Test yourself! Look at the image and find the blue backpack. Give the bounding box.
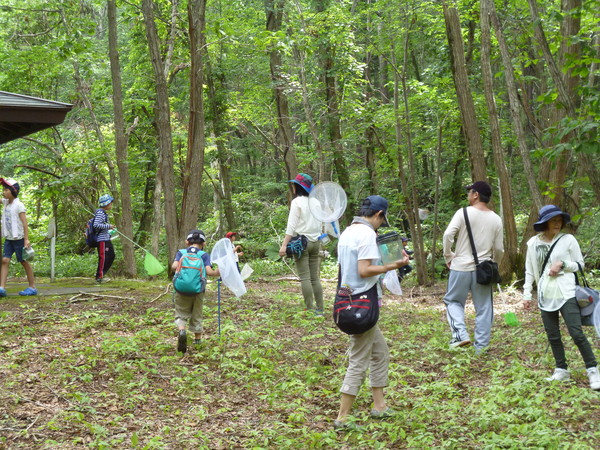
[85,217,98,248]
[173,249,207,295]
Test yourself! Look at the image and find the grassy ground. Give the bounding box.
[0,274,599,449]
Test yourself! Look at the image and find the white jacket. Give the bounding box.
[523,232,584,311]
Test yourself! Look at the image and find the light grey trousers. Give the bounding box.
[443,270,494,350]
[340,325,390,396]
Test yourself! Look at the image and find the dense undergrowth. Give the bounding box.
[0,273,598,449]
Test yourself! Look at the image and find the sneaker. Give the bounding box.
[315,310,324,317]
[587,367,600,391]
[545,368,570,381]
[0,287,6,297]
[19,287,38,296]
[449,339,471,349]
[370,407,396,419]
[177,330,187,354]
[96,277,111,284]
[193,339,202,346]
[333,419,362,432]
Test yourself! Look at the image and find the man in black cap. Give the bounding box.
[442,181,504,352]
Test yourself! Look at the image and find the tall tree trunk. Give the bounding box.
[324,54,351,197]
[141,0,179,260]
[488,3,543,210]
[399,30,428,285]
[527,0,580,204]
[480,0,517,281]
[442,4,487,182]
[107,0,136,278]
[316,0,351,218]
[265,0,297,189]
[205,56,235,231]
[180,0,207,236]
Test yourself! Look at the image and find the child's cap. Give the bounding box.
[99,194,114,207]
[0,178,20,197]
[225,231,237,239]
[187,229,206,243]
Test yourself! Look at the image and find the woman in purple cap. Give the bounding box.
[278,173,324,315]
[523,205,599,391]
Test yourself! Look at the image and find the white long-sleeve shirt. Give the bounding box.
[523,232,584,311]
[443,206,504,271]
[284,196,322,242]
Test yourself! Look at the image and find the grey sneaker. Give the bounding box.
[545,368,570,381]
[449,339,471,349]
[587,367,600,391]
[370,407,396,419]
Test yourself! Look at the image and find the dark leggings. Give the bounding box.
[96,240,115,280]
[541,297,597,369]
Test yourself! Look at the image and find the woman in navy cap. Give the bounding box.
[523,205,599,391]
[278,173,324,315]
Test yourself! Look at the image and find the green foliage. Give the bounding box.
[0,277,599,447]
[0,0,599,290]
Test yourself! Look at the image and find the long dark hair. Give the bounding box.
[293,183,309,197]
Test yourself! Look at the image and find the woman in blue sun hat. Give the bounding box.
[278,173,324,315]
[94,194,116,283]
[523,204,599,391]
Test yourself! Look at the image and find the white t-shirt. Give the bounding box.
[443,206,504,271]
[285,196,322,242]
[337,223,381,294]
[2,198,26,240]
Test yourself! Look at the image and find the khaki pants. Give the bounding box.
[294,240,323,311]
[340,325,390,396]
[174,291,205,333]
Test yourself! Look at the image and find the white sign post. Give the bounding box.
[47,217,56,282]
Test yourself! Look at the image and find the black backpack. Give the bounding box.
[85,217,98,248]
[333,267,380,335]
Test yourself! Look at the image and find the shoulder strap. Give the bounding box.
[463,207,479,265]
[574,261,588,287]
[539,234,565,278]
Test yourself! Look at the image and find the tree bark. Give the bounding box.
[489,2,543,210]
[265,0,298,190]
[107,0,136,278]
[206,55,235,231]
[480,0,518,281]
[442,4,487,182]
[527,0,580,204]
[180,0,207,236]
[141,0,179,260]
[399,29,428,285]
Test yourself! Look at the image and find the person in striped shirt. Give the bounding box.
[94,194,116,283]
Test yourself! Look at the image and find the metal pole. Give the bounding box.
[217,279,221,337]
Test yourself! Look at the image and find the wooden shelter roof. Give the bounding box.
[0,91,73,144]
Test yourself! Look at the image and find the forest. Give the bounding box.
[0,0,599,283]
[1,0,599,448]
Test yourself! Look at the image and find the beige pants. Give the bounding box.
[340,324,390,396]
[174,291,205,333]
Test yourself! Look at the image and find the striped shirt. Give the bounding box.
[92,208,112,242]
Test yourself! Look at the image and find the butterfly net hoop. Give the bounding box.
[308,181,347,223]
[211,238,246,297]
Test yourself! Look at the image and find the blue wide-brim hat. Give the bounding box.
[99,194,114,207]
[533,205,571,232]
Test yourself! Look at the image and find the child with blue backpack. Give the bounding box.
[171,230,220,354]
